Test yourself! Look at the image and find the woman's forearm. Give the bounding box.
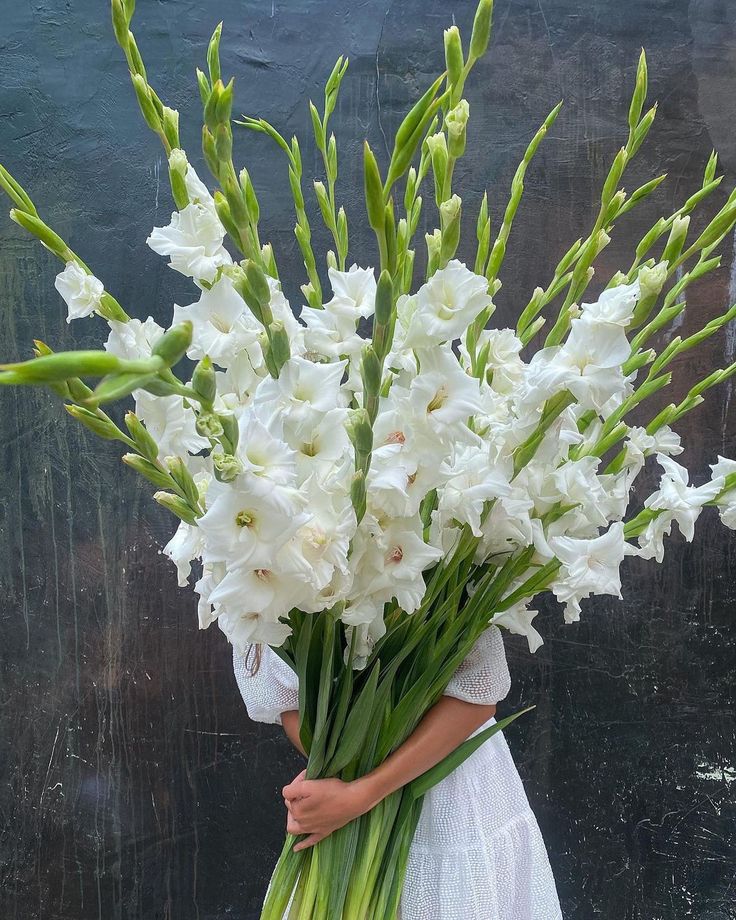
[281,695,496,850]
[281,709,306,756]
[354,696,496,810]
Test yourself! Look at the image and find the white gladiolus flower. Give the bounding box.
[324,264,376,332]
[407,346,484,440]
[105,316,165,359]
[55,261,104,322]
[492,602,544,653]
[254,356,348,442]
[643,454,722,542]
[350,514,442,613]
[400,260,492,347]
[163,521,204,586]
[134,391,208,458]
[437,444,512,537]
[580,279,640,326]
[549,521,628,621]
[218,607,292,652]
[236,411,298,486]
[208,560,307,622]
[147,202,232,282]
[472,328,525,394]
[173,275,262,368]
[198,476,309,568]
[194,562,227,630]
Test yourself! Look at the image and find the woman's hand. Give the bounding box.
[282,769,376,852]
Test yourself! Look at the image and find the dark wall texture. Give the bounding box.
[1,1,735,918]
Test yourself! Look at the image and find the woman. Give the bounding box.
[234,625,562,919]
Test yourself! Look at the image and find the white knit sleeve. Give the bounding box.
[233,644,300,726]
[443,625,511,705]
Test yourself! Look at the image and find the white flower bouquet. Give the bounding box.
[2,0,736,916]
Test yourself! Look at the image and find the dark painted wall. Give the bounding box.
[1,1,735,918]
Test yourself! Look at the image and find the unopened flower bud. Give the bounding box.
[212,451,242,482]
[196,412,225,439]
[444,26,464,86]
[446,100,469,158]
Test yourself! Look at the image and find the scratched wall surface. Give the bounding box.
[0,0,734,918]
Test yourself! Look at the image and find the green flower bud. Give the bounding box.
[327,133,338,180]
[288,166,305,210]
[196,412,225,439]
[363,141,385,231]
[629,103,657,157]
[268,321,291,371]
[88,370,158,405]
[628,49,648,132]
[154,491,199,525]
[131,73,161,132]
[168,151,189,210]
[345,407,373,459]
[662,215,689,264]
[425,228,442,277]
[10,210,70,259]
[262,243,279,280]
[309,100,325,149]
[151,321,193,366]
[222,174,248,227]
[361,344,382,395]
[439,194,462,264]
[240,168,260,224]
[336,206,348,260]
[124,411,159,461]
[244,259,272,308]
[65,404,125,440]
[427,133,448,194]
[207,21,223,85]
[111,0,131,47]
[326,249,338,270]
[216,77,234,124]
[191,356,217,405]
[350,469,367,524]
[0,350,123,383]
[212,451,242,482]
[196,67,211,106]
[214,122,233,166]
[314,180,332,225]
[470,0,494,61]
[601,147,627,208]
[631,260,668,327]
[639,261,668,300]
[0,164,37,216]
[122,453,172,489]
[166,456,200,508]
[385,74,446,191]
[161,106,180,150]
[201,126,219,178]
[444,26,464,86]
[372,270,395,359]
[214,191,241,245]
[446,100,470,158]
[215,413,238,454]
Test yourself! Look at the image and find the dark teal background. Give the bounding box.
[1,1,735,917]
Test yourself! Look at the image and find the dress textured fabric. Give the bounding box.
[233,626,563,920]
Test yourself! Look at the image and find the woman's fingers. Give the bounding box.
[282,769,309,802]
[286,814,304,835]
[293,832,326,852]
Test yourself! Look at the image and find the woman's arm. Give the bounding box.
[281,709,306,757]
[281,695,496,851]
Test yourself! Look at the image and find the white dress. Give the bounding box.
[233,626,563,920]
